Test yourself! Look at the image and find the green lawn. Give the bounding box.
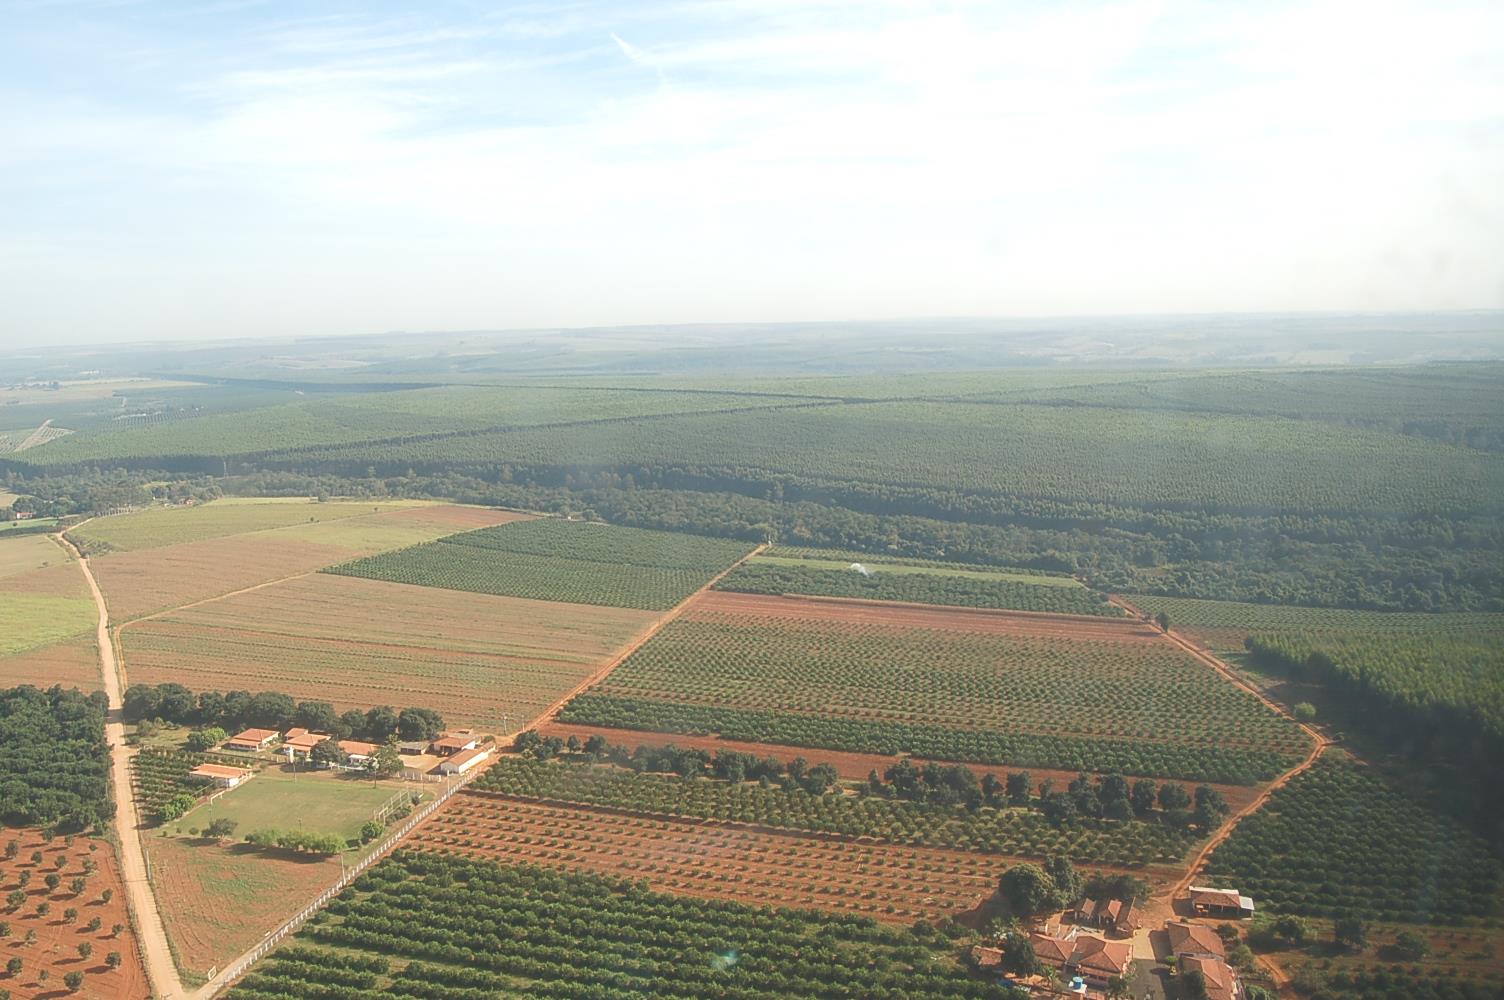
[71,498,432,552]
[0,517,59,534]
[166,768,427,844]
[0,592,97,655]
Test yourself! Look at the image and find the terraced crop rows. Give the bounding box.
[328,519,754,611]
[1203,756,1503,926]
[572,594,1307,780]
[473,758,1196,866]
[228,853,1003,1000]
[413,793,1009,924]
[717,560,1121,615]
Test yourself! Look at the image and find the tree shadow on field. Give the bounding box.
[223,842,337,865]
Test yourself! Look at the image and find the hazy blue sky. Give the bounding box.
[4,0,1502,344]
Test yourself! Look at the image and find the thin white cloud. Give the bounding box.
[2,0,1501,343]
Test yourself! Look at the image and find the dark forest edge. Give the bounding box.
[2,466,1496,613]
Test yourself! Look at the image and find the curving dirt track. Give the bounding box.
[1113,594,1331,989]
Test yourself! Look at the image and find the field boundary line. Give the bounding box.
[740,591,1136,626]
[196,541,766,995]
[520,542,770,735]
[1112,593,1332,985]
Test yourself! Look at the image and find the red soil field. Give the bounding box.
[0,829,148,1000]
[689,591,1163,641]
[536,722,1262,815]
[0,636,101,692]
[0,562,89,599]
[141,836,342,980]
[414,792,1164,926]
[124,574,655,731]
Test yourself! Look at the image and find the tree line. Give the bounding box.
[516,730,1228,831]
[123,683,445,744]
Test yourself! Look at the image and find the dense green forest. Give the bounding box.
[3,366,1501,612]
[0,686,111,831]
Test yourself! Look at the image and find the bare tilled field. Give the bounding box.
[123,573,655,730]
[87,504,527,622]
[413,791,1024,924]
[0,829,148,1000]
[0,635,101,691]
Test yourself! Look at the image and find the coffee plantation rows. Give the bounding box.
[226,851,1014,1000]
[442,518,754,570]
[471,758,1196,866]
[560,694,1292,785]
[716,560,1121,616]
[1203,756,1503,926]
[24,385,806,466]
[238,399,1503,516]
[327,519,753,610]
[577,606,1308,769]
[1299,963,1504,1000]
[1128,595,1504,645]
[130,747,247,820]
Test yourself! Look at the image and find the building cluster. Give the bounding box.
[970,885,1253,999]
[215,726,493,776]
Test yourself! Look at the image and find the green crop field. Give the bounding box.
[562,597,1308,783]
[21,385,814,466]
[717,557,1120,615]
[1203,756,1502,925]
[243,400,1503,516]
[226,853,1009,1000]
[471,758,1197,866]
[70,498,429,553]
[1128,594,1504,648]
[0,592,97,656]
[327,518,755,610]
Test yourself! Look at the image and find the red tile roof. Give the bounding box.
[1167,921,1226,959]
[1072,934,1133,976]
[970,945,1004,968]
[226,728,277,746]
[283,729,328,751]
[338,740,379,757]
[1180,955,1238,1000]
[1029,932,1075,965]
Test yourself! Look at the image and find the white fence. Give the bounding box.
[208,773,469,995]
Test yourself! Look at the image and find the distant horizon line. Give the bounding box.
[16,306,1504,355]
